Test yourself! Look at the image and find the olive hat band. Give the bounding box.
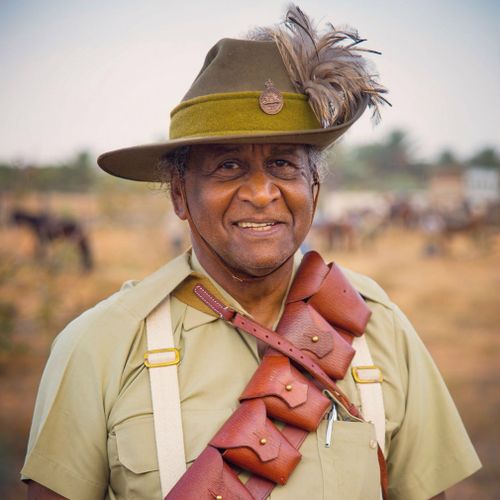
[169,91,321,139]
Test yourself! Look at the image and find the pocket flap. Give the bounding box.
[115,416,158,474]
[277,302,335,358]
[239,354,308,408]
[210,400,281,462]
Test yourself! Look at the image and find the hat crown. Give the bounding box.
[183,38,297,101]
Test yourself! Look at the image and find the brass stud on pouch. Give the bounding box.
[216,496,223,500]
[285,384,293,391]
[260,437,267,445]
[312,335,319,343]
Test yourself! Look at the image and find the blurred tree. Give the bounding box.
[467,147,500,168]
[0,164,21,192]
[437,150,459,166]
[0,151,97,193]
[325,129,424,190]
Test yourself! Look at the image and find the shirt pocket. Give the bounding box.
[109,415,161,500]
[322,420,381,500]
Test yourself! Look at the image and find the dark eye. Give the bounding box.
[220,161,239,170]
[274,159,290,167]
[213,160,244,179]
[267,159,300,180]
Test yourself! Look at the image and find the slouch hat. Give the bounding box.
[98,5,387,181]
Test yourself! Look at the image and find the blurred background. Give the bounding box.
[1,0,499,498]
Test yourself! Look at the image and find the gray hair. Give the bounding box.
[156,145,327,187]
[155,146,190,187]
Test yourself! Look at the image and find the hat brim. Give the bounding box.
[97,96,368,182]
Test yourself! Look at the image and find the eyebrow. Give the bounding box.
[209,145,243,156]
[268,145,304,156]
[205,144,305,159]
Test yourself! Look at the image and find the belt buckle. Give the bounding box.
[144,347,180,368]
[351,365,383,384]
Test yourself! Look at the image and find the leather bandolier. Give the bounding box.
[166,251,388,500]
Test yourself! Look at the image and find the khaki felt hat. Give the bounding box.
[98,8,385,182]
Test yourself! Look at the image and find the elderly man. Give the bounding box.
[22,6,480,500]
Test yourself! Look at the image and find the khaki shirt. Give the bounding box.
[22,251,480,499]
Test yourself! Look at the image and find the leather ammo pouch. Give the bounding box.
[239,353,331,431]
[210,399,301,485]
[287,252,371,337]
[277,301,355,379]
[166,446,253,500]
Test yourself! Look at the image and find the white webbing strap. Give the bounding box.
[145,296,186,497]
[351,335,386,453]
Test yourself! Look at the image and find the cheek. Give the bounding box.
[186,181,233,224]
[288,185,315,225]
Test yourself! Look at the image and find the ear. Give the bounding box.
[170,170,188,220]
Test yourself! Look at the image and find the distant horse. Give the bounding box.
[313,220,357,252]
[420,203,490,256]
[10,210,93,271]
[388,199,420,229]
[441,212,489,250]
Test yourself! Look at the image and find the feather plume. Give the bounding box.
[249,4,389,127]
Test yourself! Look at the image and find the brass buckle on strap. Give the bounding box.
[144,348,180,368]
[351,365,383,384]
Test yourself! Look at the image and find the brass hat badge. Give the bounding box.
[259,79,284,115]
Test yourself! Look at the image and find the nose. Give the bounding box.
[236,168,281,207]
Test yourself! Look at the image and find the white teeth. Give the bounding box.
[237,221,276,231]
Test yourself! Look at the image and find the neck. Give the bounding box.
[192,239,294,329]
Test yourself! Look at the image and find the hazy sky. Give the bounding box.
[1,0,499,165]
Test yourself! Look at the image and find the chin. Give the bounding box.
[230,253,293,277]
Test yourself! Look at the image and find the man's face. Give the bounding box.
[171,143,316,276]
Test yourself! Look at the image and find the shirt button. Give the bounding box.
[369,439,377,449]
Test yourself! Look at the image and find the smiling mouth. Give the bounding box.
[236,221,279,232]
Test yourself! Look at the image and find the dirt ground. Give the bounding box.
[0,191,498,499]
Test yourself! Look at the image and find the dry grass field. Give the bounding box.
[0,190,498,499]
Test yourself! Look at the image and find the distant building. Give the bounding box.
[428,166,499,210]
[464,166,499,206]
[428,168,465,210]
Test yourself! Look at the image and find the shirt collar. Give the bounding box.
[179,249,304,363]
[190,250,252,317]
[183,248,303,331]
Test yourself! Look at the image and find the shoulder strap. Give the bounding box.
[145,296,186,497]
[351,335,386,453]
